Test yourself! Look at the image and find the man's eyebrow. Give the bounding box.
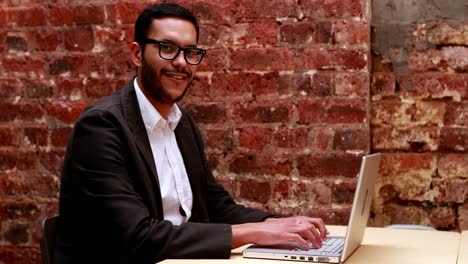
[159,39,198,48]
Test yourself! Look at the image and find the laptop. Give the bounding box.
[243,153,382,263]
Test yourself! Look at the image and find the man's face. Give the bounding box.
[140,17,198,105]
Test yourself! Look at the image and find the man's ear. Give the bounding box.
[130,42,142,67]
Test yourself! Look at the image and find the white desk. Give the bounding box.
[458,230,468,264]
[160,225,461,264]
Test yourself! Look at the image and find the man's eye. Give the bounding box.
[161,44,176,53]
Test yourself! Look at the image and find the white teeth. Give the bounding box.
[166,73,186,80]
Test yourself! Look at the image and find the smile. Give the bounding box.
[164,72,188,81]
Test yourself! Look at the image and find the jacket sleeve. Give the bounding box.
[59,108,234,264]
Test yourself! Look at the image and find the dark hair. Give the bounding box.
[134,3,200,45]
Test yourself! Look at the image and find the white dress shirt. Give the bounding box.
[133,78,193,225]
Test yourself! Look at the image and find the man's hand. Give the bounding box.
[231,216,328,249]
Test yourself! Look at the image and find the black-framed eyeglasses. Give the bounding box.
[142,38,206,65]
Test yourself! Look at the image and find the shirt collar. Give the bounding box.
[133,78,182,131]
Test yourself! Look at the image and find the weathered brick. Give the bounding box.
[433,178,468,203]
[104,51,134,76]
[373,127,439,152]
[335,72,369,97]
[398,73,467,102]
[23,78,53,99]
[185,103,227,124]
[210,72,249,97]
[39,150,65,175]
[334,21,368,45]
[50,5,105,26]
[372,100,446,127]
[0,199,40,220]
[438,154,468,179]
[0,101,44,122]
[231,48,295,71]
[2,55,45,73]
[332,181,357,204]
[246,72,279,96]
[193,0,234,23]
[311,73,335,96]
[107,2,148,25]
[298,98,367,124]
[381,203,430,226]
[301,0,363,18]
[278,73,312,96]
[408,47,468,72]
[333,128,369,151]
[0,246,41,264]
[239,179,271,203]
[48,54,104,76]
[413,21,468,46]
[280,20,315,45]
[439,127,468,152]
[371,73,396,98]
[239,0,297,19]
[0,172,59,197]
[445,101,468,126]
[204,129,234,152]
[313,127,333,151]
[298,48,367,71]
[95,27,130,52]
[6,32,29,51]
[429,206,456,229]
[6,6,47,27]
[54,77,86,101]
[297,154,362,178]
[251,20,278,46]
[233,101,291,123]
[229,153,293,175]
[238,127,272,150]
[85,78,114,99]
[23,125,48,147]
[186,75,210,99]
[46,101,89,124]
[275,126,308,148]
[33,30,62,52]
[459,202,468,230]
[315,21,333,44]
[197,48,229,71]
[4,223,29,245]
[379,153,435,177]
[302,207,351,225]
[64,27,94,52]
[311,182,332,205]
[51,127,73,147]
[0,78,23,98]
[0,147,37,170]
[0,124,22,146]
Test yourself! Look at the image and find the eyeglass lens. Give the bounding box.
[159,42,203,64]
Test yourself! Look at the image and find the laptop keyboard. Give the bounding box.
[297,237,344,254]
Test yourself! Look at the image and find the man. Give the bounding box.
[55,3,327,264]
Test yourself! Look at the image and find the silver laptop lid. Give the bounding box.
[340,153,381,261]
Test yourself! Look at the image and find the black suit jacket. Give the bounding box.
[55,80,273,264]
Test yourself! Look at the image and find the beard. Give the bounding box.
[140,57,192,105]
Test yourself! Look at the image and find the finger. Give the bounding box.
[287,233,310,249]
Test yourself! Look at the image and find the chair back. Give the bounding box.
[40,216,59,264]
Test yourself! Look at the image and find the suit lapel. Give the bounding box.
[120,80,163,218]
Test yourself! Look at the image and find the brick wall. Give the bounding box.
[0,0,465,263]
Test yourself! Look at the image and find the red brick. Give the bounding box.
[372,100,445,127]
[0,246,41,264]
[64,27,94,52]
[229,153,293,175]
[238,127,272,150]
[0,78,24,98]
[333,128,369,151]
[46,101,89,124]
[433,178,468,203]
[0,101,45,122]
[185,103,226,124]
[186,75,210,99]
[197,48,229,71]
[333,21,368,45]
[95,27,130,51]
[199,24,222,46]
[6,6,47,27]
[298,98,367,124]
[239,0,297,19]
[303,207,351,225]
[373,127,439,152]
[231,48,295,71]
[0,172,58,197]
[445,101,468,126]
[54,77,86,100]
[6,32,29,51]
[239,179,271,203]
[233,101,291,123]
[210,73,249,97]
[399,73,467,101]
[107,2,148,25]
[379,153,435,177]
[280,20,315,45]
[439,127,468,152]
[413,21,468,46]
[50,5,105,26]
[332,181,357,204]
[51,127,73,147]
[0,124,21,146]
[301,0,363,18]
[23,126,48,147]
[39,150,66,175]
[85,78,114,99]
[311,182,332,204]
[408,47,468,72]
[297,154,362,178]
[251,20,279,46]
[49,54,104,76]
[246,72,279,96]
[2,55,44,73]
[313,127,333,151]
[0,199,40,220]
[33,30,62,51]
[381,203,429,226]
[275,126,308,148]
[193,0,234,23]
[315,21,333,44]
[335,72,369,97]
[371,73,396,97]
[298,48,367,71]
[278,73,312,95]
[429,206,456,229]
[104,51,134,76]
[23,78,53,98]
[204,129,234,152]
[0,147,37,170]
[311,73,335,96]
[438,154,468,179]
[459,203,468,230]
[214,176,237,197]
